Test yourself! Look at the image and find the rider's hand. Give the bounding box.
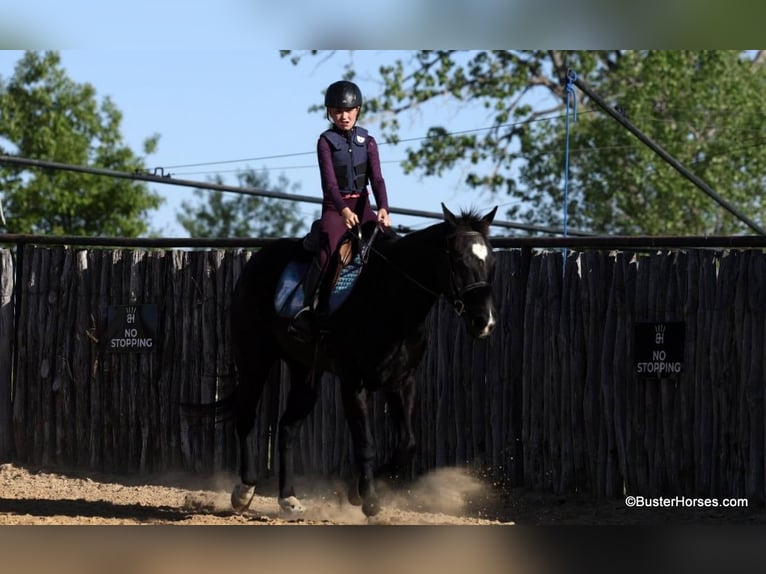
[377,208,391,228]
[341,207,359,229]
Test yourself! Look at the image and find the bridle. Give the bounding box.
[368,227,492,318]
[444,231,491,317]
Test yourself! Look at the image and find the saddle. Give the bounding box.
[274,221,381,319]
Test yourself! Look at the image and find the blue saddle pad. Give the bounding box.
[274,253,364,318]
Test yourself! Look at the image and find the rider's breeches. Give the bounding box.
[317,194,377,272]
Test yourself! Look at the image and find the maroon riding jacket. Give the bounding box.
[316,125,389,270]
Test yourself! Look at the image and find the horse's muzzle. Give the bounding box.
[470,307,496,339]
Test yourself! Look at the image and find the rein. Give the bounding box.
[369,245,440,299]
[370,229,490,317]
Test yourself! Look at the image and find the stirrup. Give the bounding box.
[288,306,315,341]
[293,306,312,320]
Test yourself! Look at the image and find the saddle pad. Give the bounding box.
[274,254,364,318]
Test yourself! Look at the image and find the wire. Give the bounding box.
[170,159,403,178]
[161,151,315,170]
[155,111,599,172]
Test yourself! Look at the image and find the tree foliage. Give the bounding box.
[284,50,766,235]
[177,169,307,238]
[0,50,162,236]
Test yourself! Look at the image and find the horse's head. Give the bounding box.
[440,203,498,339]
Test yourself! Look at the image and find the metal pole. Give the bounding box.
[573,76,766,236]
[0,154,595,237]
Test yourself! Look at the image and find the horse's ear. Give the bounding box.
[442,203,458,227]
[479,206,498,235]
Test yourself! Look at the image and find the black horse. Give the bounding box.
[224,203,497,517]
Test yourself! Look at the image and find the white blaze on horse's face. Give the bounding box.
[471,241,489,262]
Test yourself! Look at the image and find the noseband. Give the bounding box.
[445,231,491,317]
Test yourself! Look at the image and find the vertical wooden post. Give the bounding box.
[0,249,15,460]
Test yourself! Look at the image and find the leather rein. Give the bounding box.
[367,227,490,317]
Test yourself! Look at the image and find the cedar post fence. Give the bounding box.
[2,235,766,503]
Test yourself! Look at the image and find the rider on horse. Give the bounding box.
[290,80,392,337]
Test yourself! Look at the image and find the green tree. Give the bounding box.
[0,50,162,236]
[177,169,308,238]
[284,50,766,235]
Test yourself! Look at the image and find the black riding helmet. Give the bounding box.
[324,80,362,109]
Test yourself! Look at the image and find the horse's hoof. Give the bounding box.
[278,496,306,515]
[362,497,381,517]
[347,482,362,506]
[231,483,256,513]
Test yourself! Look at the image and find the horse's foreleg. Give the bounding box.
[230,348,273,512]
[276,363,317,515]
[378,372,417,485]
[341,382,380,517]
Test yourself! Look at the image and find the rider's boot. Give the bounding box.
[288,258,323,341]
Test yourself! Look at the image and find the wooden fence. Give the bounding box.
[1,244,766,502]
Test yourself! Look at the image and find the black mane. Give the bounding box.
[448,206,494,237]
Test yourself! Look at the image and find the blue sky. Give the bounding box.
[5,0,752,50]
[1,0,626,49]
[0,50,503,236]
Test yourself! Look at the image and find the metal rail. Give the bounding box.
[0,154,595,237]
[2,232,766,250]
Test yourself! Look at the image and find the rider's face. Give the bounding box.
[328,107,359,131]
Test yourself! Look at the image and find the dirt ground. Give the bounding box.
[4,463,764,574]
[1,462,764,525]
[0,463,506,525]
